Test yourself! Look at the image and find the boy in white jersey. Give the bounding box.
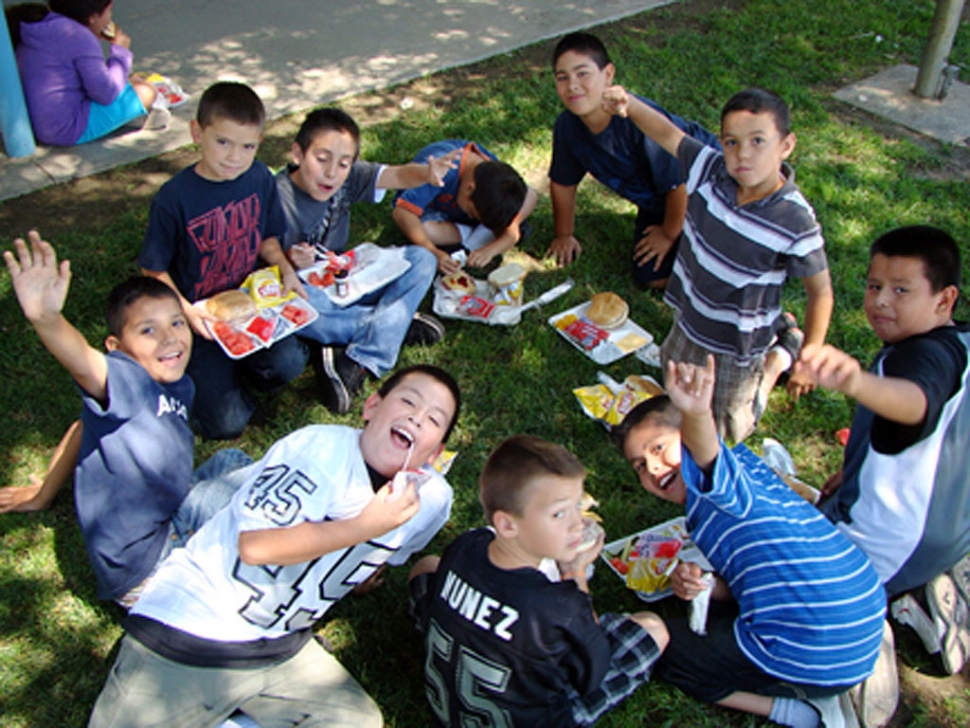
[88,364,461,728]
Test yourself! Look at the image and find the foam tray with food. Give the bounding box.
[298,243,411,307]
[548,302,654,364]
[200,297,317,360]
[433,274,523,326]
[601,516,711,603]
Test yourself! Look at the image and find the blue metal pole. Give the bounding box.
[0,9,36,158]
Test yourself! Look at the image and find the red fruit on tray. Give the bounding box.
[308,271,325,287]
[213,321,255,356]
[280,304,311,327]
[246,315,275,343]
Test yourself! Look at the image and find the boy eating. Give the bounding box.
[4,232,251,606]
[547,32,719,288]
[603,85,834,442]
[798,226,970,675]
[139,81,307,440]
[614,357,886,727]
[277,107,458,413]
[409,434,668,726]
[88,364,461,727]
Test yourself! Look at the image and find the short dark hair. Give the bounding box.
[196,82,265,129]
[105,277,182,338]
[612,395,682,452]
[869,225,962,292]
[48,0,110,25]
[294,107,361,156]
[377,365,461,443]
[480,435,586,524]
[470,162,527,234]
[552,31,611,70]
[720,87,791,137]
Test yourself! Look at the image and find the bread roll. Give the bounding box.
[206,290,256,323]
[586,292,629,329]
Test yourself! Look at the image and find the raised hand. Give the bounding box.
[4,231,71,325]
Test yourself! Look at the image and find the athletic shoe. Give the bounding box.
[891,592,941,654]
[949,552,970,605]
[808,692,859,728]
[142,106,171,131]
[318,347,367,414]
[926,572,970,674]
[771,312,805,374]
[404,312,445,347]
[850,620,898,728]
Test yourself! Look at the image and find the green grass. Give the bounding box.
[2,0,970,725]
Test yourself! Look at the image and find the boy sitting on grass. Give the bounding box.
[797,226,970,676]
[603,85,834,443]
[546,31,719,289]
[614,357,886,728]
[139,81,308,441]
[392,139,538,274]
[408,434,668,727]
[277,107,459,413]
[88,364,461,727]
[3,232,251,607]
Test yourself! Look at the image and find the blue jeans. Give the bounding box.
[298,245,436,375]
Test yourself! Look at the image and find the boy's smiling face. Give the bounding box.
[359,372,456,480]
[107,295,192,385]
[554,50,615,120]
[623,419,686,506]
[720,109,795,202]
[865,254,956,344]
[191,116,263,182]
[290,129,358,202]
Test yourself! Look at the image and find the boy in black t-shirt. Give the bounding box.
[409,435,667,726]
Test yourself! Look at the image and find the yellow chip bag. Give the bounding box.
[243,267,296,309]
[573,384,615,422]
[626,557,676,593]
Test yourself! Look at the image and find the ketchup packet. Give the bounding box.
[457,295,496,319]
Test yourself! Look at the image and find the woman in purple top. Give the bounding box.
[7,1,157,146]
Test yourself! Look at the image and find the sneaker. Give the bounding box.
[850,620,898,728]
[808,692,859,728]
[318,347,367,414]
[404,312,445,347]
[926,572,970,674]
[770,312,805,375]
[891,592,941,654]
[142,106,171,131]
[949,552,970,605]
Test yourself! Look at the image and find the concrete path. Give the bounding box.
[0,0,672,202]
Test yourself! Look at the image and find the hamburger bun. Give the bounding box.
[207,290,257,323]
[586,292,629,329]
[441,272,477,294]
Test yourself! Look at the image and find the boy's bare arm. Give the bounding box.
[547,180,581,266]
[391,206,459,274]
[466,186,539,269]
[5,233,108,399]
[238,480,421,566]
[666,356,719,470]
[0,420,82,513]
[376,149,461,190]
[788,269,835,398]
[796,343,928,425]
[140,268,214,340]
[635,184,687,270]
[603,86,686,158]
[259,236,307,300]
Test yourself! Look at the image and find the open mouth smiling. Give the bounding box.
[657,471,677,491]
[391,426,414,449]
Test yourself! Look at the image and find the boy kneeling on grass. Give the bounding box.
[409,434,668,727]
[614,357,886,728]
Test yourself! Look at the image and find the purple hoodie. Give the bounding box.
[15,12,133,145]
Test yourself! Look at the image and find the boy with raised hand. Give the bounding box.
[603,84,834,443]
[277,107,458,413]
[392,139,538,274]
[408,434,668,727]
[614,358,886,728]
[547,32,720,289]
[797,226,970,675]
[139,81,308,441]
[3,232,251,606]
[88,364,461,728]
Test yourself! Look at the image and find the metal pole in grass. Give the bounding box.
[914,0,967,100]
[0,8,35,158]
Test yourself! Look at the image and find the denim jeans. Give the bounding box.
[298,245,436,376]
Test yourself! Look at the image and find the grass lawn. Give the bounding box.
[2,0,970,725]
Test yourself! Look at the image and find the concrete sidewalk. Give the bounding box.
[0,0,672,202]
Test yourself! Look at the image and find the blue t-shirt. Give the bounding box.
[75,352,195,600]
[139,162,287,301]
[683,442,885,687]
[393,140,497,224]
[549,95,719,220]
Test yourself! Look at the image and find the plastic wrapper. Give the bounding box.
[242,266,296,309]
[689,572,716,635]
[573,374,663,428]
[624,533,682,593]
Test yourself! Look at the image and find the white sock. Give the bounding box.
[768,697,820,728]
